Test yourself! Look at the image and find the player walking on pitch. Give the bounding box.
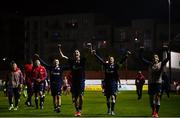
[139,45,170,118]
[35,54,69,113]
[91,48,131,116]
[58,44,86,116]
[32,60,47,110]
[6,61,24,111]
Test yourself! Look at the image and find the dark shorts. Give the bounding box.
[71,82,85,97]
[27,85,33,94]
[148,83,162,95]
[63,85,70,91]
[104,81,118,96]
[7,87,20,97]
[136,85,143,90]
[34,83,44,93]
[50,84,62,96]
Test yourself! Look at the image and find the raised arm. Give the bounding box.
[118,51,131,64]
[92,50,105,64]
[139,46,152,65]
[34,54,51,70]
[161,45,170,67]
[58,44,69,60]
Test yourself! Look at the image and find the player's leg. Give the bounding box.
[111,95,116,115]
[65,86,68,95]
[139,85,143,99]
[29,87,34,106]
[42,82,46,107]
[160,85,164,99]
[51,85,57,111]
[23,85,27,98]
[52,95,56,111]
[149,95,156,116]
[25,85,33,106]
[74,82,85,116]
[137,85,141,99]
[56,95,61,113]
[155,93,160,117]
[34,85,39,109]
[67,86,71,95]
[154,84,162,117]
[34,92,39,109]
[74,95,79,116]
[165,85,170,98]
[106,95,111,115]
[78,94,83,113]
[14,88,20,110]
[136,85,139,98]
[54,83,62,113]
[78,83,84,113]
[148,84,156,117]
[8,87,14,111]
[39,84,45,109]
[72,84,82,116]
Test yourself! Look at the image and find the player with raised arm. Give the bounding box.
[139,45,170,118]
[35,54,69,113]
[91,48,130,116]
[58,44,86,117]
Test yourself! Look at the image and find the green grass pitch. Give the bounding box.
[0,91,180,117]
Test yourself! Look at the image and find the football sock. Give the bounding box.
[35,97,38,108]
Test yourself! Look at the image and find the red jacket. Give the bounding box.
[135,73,145,86]
[32,65,46,84]
[24,64,33,86]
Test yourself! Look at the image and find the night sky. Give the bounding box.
[0,0,180,68]
[0,0,180,24]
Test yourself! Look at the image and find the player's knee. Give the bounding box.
[39,91,43,96]
[111,95,116,103]
[79,95,83,99]
[106,97,110,103]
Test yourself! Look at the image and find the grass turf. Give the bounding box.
[0,91,180,117]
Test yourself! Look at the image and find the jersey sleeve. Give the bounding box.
[161,50,170,67]
[19,70,24,85]
[139,49,152,65]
